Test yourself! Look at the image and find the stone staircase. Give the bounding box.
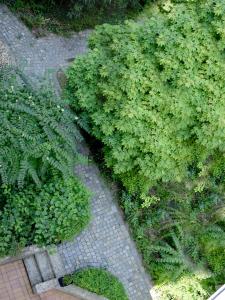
[23,248,66,294]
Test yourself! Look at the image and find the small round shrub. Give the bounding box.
[64,268,128,300]
[0,175,90,257]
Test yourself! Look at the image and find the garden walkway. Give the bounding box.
[0,5,152,300]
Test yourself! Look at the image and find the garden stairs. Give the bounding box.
[23,249,65,294]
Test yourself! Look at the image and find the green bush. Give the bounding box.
[0,175,90,257]
[65,0,144,18]
[10,0,145,15]
[0,68,81,188]
[121,186,225,299]
[2,0,148,35]
[67,0,225,194]
[64,268,128,300]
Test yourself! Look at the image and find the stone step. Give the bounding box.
[33,278,60,294]
[23,255,42,286]
[48,247,66,278]
[35,251,55,281]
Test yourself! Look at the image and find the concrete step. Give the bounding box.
[35,251,54,281]
[23,248,66,294]
[34,278,60,294]
[48,247,66,278]
[23,255,42,286]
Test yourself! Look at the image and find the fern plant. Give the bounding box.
[0,67,81,188]
[152,227,211,281]
[121,186,225,298]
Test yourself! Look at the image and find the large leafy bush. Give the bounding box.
[67,0,225,194]
[0,175,90,257]
[0,68,81,188]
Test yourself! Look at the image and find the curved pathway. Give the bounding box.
[0,5,152,299]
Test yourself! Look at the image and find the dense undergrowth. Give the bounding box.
[121,186,225,299]
[66,0,225,299]
[63,268,129,300]
[0,68,90,256]
[1,0,148,36]
[0,175,90,256]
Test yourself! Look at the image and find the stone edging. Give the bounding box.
[0,245,44,266]
[57,285,108,300]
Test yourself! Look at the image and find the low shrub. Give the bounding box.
[63,268,128,300]
[0,174,90,257]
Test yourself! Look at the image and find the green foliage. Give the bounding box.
[65,0,143,18]
[67,0,225,194]
[2,0,147,36]
[0,68,81,188]
[66,2,225,297]
[121,186,225,299]
[0,68,90,257]
[0,175,90,257]
[154,275,208,300]
[64,268,128,300]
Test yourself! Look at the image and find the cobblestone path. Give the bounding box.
[0,5,152,299]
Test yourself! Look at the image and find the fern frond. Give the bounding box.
[0,68,80,187]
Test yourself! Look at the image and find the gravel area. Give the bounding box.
[0,40,11,66]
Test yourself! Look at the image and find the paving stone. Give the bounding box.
[58,161,152,300]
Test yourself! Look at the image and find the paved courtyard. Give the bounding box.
[0,4,152,300]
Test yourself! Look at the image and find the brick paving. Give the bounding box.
[0,4,152,300]
[0,261,80,300]
[41,290,79,300]
[0,261,40,300]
